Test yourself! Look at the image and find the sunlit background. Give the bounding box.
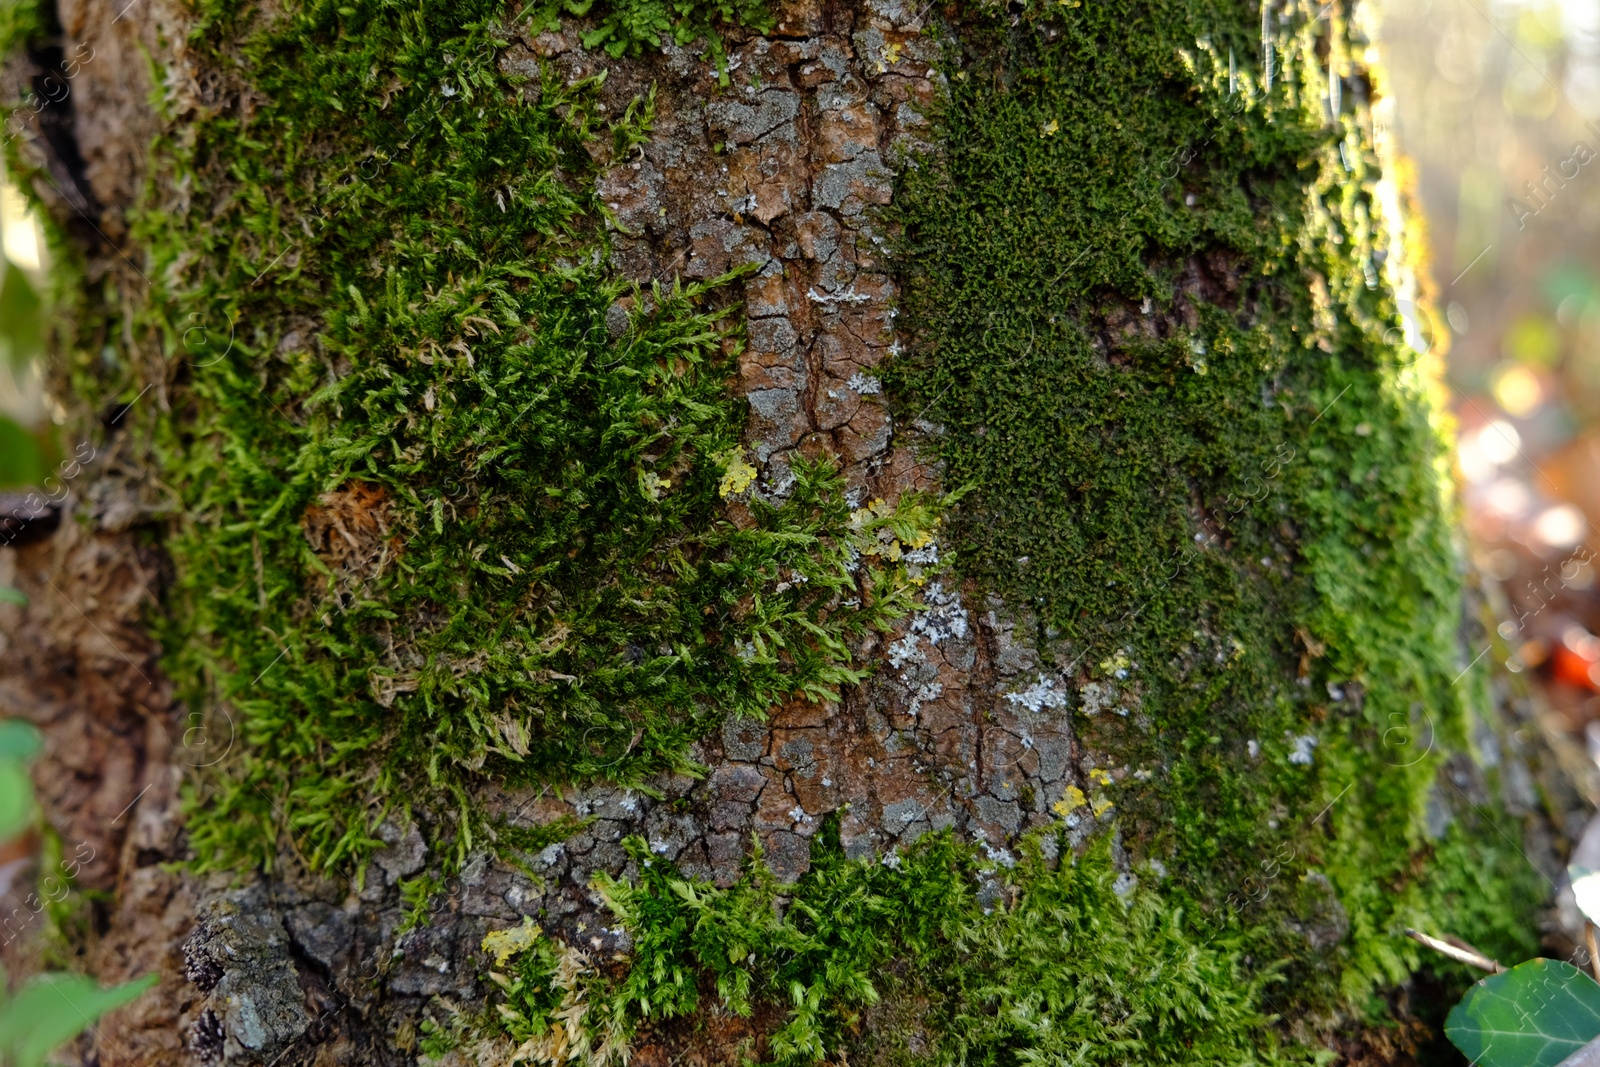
[1378,0,1600,757]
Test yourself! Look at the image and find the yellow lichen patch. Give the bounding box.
[1041,118,1059,136]
[483,918,541,968]
[1053,785,1087,817]
[1097,651,1131,676]
[1089,768,1113,786]
[849,497,895,528]
[716,449,757,498]
[848,496,942,574]
[1090,795,1115,818]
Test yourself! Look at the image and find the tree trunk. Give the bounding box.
[0,0,1586,1063]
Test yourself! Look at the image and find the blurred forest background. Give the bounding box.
[1379,0,1600,758]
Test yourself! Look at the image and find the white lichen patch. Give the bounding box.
[1005,673,1071,712]
[1078,680,1115,716]
[888,633,923,669]
[908,680,944,716]
[888,580,970,673]
[846,371,883,394]
[982,842,1017,867]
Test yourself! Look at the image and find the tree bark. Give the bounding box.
[0,0,1586,1063]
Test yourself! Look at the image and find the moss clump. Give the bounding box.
[520,0,771,74]
[433,0,1541,1047]
[467,823,1311,1066]
[883,0,1541,1045]
[28,0,944,874]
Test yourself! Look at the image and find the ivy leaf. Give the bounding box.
[0,720,40,761]
[0,972,156,1067]
[0,262,43,370]
[0,759,34,841]
[0,415,43,489]
[1447,959,1600,1067]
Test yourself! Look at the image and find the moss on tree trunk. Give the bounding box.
[0,0,1579,1062]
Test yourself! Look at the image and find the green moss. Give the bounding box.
[476,823,1317,1066]
[1,0,1550,1055]
[476,1,1542,1054]
[0,0,43,62]
[521,0,771,77]
[492,813,594,857]
[397,871,448,934]
[881,0,1541,1045]
[27,0,942,875]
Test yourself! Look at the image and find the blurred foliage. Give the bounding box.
[0,972,156,1067]
[0,719,38,841]
[0,0,39,65]
[1503,315,1560,365]
[0,260,45,488]
[0,720,154,1066]
[0,263,41,371]
[0,414,41,487]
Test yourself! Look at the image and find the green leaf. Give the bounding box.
[0,415,43,488]
[0,720,41,760]
[0,972,157,1067]
[1447,958,1600,1067]
[0,759,33,840]
[0,262,42,370]
[0,587,25,607]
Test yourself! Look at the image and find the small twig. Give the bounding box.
[1405,928,1504,973]
[1586,922,1600,983]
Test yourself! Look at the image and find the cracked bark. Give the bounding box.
[0,0,1587,1063]
[0,0,1101,1061]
